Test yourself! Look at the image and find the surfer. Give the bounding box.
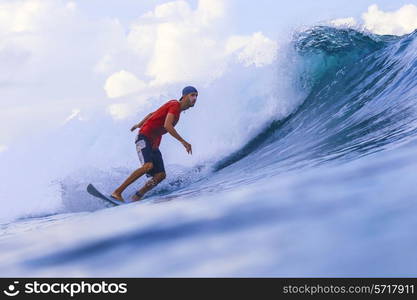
[111,86,198,202]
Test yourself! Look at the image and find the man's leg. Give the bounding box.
[111,162,153,201]
[131,172,166,202]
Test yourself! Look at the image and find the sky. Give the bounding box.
[73,0,416,36]
[1,0,417,158]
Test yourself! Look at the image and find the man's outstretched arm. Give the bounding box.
[130,112,153,131]
[164,113,192,154]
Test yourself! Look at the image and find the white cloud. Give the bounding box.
[119,0,277,89]
[146,0,192,20]
[330,17,357,27]
[136,0,228,86]
[127,24,157,59]
[0,0,77,36]
[0,145,7,153]
[333,4,417,36]
[107,103,135,120]
[226,32,278,67]
[362,4,417,35]
[104,70,146,98]
[195,0,225,26]
[146,22,224,85]
[0,0,74,68]
[0,0,46,33]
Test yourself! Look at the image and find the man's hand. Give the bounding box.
[181,140,192,154]
[164,113,192,155]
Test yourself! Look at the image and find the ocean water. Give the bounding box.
[1,26,417,277]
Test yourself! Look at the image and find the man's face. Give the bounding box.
[187,92,198,108]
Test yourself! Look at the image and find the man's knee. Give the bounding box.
[155,172,166,182]
[142,162,153,172]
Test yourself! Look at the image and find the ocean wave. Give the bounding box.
[214,26,417,173]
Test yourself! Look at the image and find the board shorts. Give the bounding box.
[135,134,165,177]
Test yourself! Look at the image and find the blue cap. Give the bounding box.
[182,86,198,96]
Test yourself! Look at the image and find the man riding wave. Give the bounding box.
[111,86,198,202]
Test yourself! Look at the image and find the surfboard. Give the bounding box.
[87,183,125,206]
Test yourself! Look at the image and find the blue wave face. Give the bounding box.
[214,26,417,176]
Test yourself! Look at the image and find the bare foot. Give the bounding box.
[131,192,143,202]
[111,192,125,202]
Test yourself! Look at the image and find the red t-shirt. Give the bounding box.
[139,100,181,149]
